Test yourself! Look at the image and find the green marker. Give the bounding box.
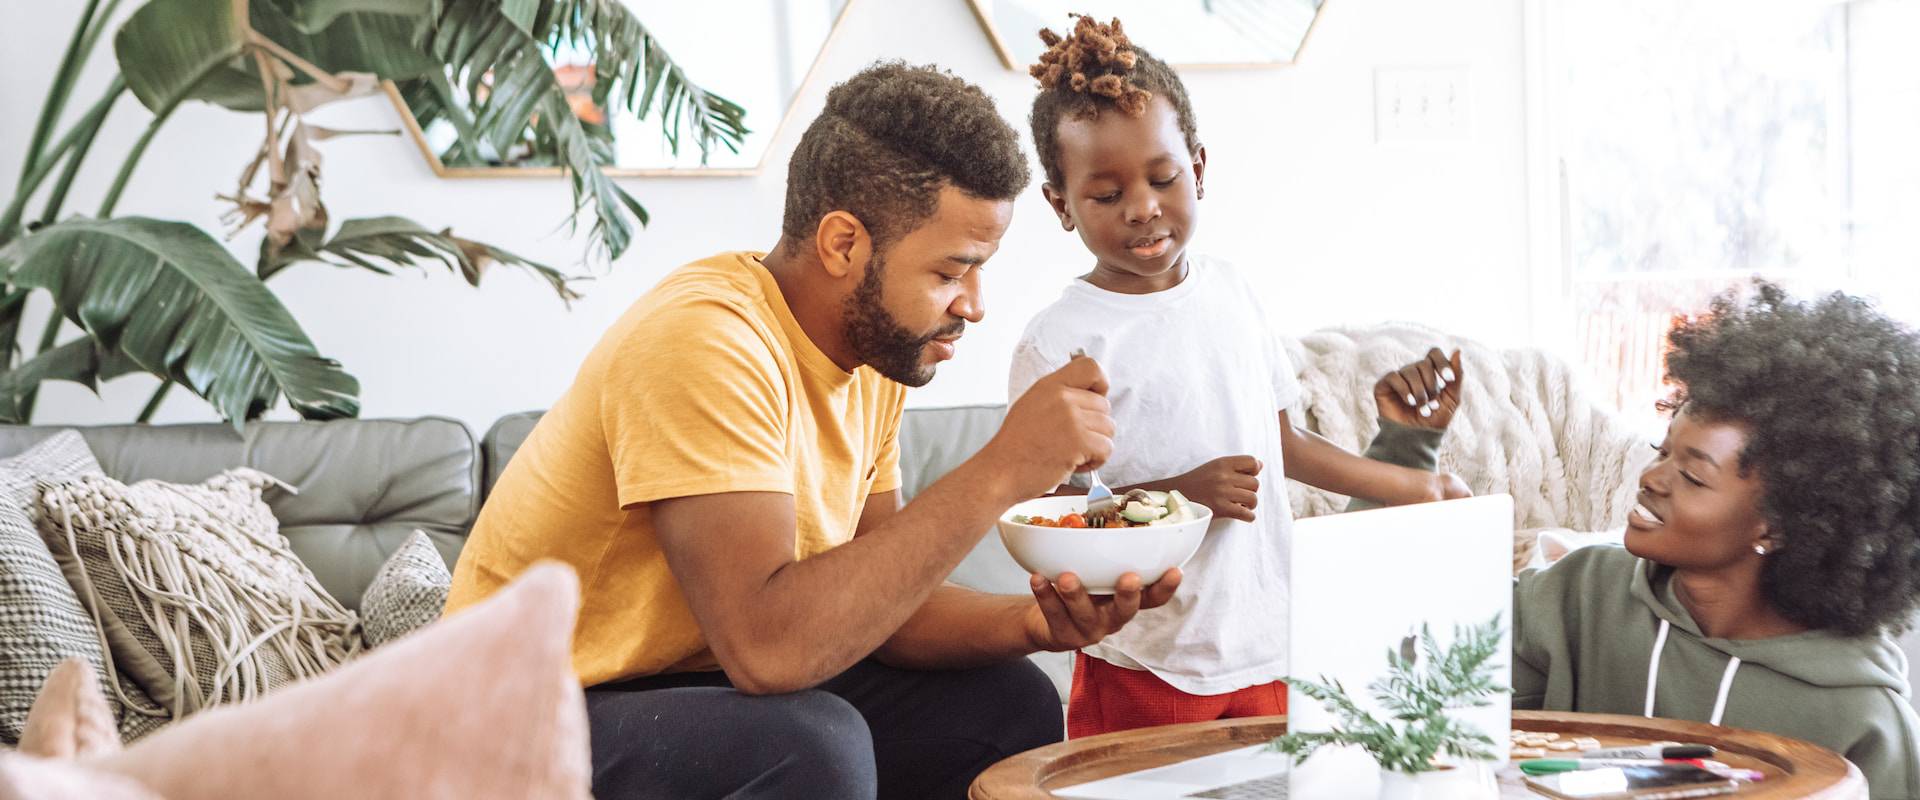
[1518,759,1671,775]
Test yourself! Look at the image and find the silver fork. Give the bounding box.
[1071,348,1119,514]
[1085,469,1118,514]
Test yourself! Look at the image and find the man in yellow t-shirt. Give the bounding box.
[444,63,1181,800]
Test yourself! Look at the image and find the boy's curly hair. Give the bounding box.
[1664,280,1920,635]
[782,62,1029,249]
[1027,16,1200,189]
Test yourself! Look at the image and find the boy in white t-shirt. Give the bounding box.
[1012,16,1469,737]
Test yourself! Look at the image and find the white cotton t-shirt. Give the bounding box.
[1007,254,1300,695]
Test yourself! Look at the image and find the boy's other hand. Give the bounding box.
[1170,455,1263,522]
[1375,347,1463,430]
[983,354,1115,501]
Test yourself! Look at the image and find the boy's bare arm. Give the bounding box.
[1281,347,1470,505]
[1278,414,1462,505]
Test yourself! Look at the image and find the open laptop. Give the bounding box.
[1053,494,1515,799]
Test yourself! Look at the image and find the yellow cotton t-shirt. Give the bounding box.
[443,251,906,686]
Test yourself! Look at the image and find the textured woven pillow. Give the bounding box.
[359,530,451,648]
[0,432,120,745]
[36,469,361,720]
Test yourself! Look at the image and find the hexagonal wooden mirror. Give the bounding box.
[966,0,1328,71]
[391,0,855,177]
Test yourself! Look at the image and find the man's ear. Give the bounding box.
[1040,183,1074,232]
[814,211,872,279]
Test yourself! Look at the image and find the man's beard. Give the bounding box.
[841,254,960,387]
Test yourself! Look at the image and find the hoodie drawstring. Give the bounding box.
[1708,655,1743,726]
[1644,618,1744,726]
[1644,619,1671,717]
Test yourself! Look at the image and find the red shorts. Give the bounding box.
[1067,654,1288,739]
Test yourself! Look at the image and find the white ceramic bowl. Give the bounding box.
[996,494,1212,594]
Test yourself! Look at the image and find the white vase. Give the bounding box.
[1376,764,1498,800]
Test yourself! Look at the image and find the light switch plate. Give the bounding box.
[1375,66,1473,143]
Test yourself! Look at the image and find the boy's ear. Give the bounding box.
[1193,145,1208,200]
[1040,183,1075,232]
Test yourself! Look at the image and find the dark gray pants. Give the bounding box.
[585,657,1063,800]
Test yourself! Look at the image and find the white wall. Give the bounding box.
[2,0,1533,434]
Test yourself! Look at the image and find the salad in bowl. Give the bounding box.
[997,489,1211,594]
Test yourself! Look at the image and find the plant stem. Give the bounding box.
[136,381,173,423]
[17,0,102,197]
[95,73,210,218]
[37,76,128,226]
[246,32,351,93]
[74,0,130,65]
[17,313,67,422]
[0,77,127,243]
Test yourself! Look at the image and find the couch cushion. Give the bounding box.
[0,419,477,612]
[481,412,543,500]
[898,406,1028,594]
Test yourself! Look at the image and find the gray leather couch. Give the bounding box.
[5,406,1914,709]
[0,406,1028,613]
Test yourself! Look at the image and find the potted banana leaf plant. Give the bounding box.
[1,0,747,426]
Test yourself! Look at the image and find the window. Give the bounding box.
[1529,0,1920,417]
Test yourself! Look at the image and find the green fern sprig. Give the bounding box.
[1269,614,1506,774]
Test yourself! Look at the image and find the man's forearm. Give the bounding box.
[873,585,1042,670]
[709,458,1025,693]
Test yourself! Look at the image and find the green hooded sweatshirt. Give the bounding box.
[1355,419,1920,799]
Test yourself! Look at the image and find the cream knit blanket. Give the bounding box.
[1279,324,1657,569]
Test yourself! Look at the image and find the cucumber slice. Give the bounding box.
[1121,501,1168,524]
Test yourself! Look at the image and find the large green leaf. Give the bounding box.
[113,0,248,113]
[12,217,359,422]
[427,1,650,257]
[248,0,437,80]
[260,215,582,303]
[114,0,437,114]
[0,337,141,423]
[0,289,27,367]
[539,0,749,162]
[259,0,432,33]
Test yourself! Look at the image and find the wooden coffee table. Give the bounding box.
[970,711,1866,799]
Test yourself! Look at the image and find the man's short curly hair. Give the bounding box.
[1664,280,1920,636]
[781,62,1029,250]
[1027,16,1201,189]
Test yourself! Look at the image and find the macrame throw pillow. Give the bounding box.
[36,469,360,720]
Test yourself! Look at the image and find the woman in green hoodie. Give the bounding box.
[1357,282,1920,799]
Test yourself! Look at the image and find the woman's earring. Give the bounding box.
[1753,544,1768,556]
